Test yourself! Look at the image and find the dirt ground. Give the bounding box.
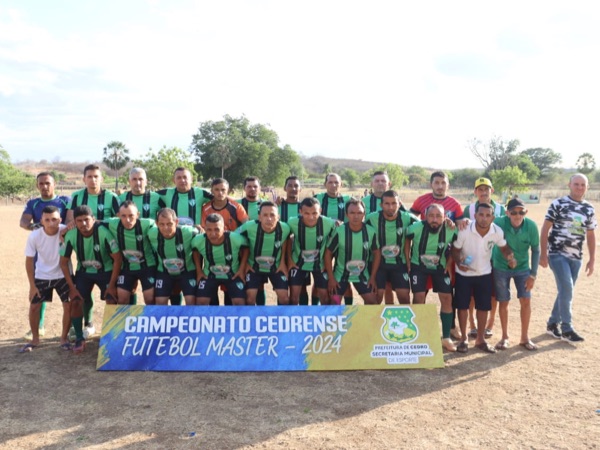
[1,200,599,449]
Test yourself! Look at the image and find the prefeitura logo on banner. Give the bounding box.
[370,307,434,365]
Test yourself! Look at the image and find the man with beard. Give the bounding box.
[452,203,516,354]
[366,190,417,305]
[287,197,336,305]
[325,199,380,305]
[192,214,248,306]
[405,204,457,352]
[119,168,161,219]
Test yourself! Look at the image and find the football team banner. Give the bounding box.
[96,305,445,371]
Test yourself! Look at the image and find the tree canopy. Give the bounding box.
[468,136,520,173]
[576,152,596,174]
[521,148,562,174]
[189,115,302,187]
[0,146,34,196]
[131,146,197,188]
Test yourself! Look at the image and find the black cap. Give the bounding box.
[506,198,526,210]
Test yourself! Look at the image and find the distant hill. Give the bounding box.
[301,155,388,176]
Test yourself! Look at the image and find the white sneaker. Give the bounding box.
[83,324,96,339]
[24,328,45,340]
[68,326,77,342]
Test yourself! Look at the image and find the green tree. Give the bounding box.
[371,163,408,189]
[576,152,596,174]
[0,146,35,196]
[520,148,562,174]
[265,145,305,187]
[103,141,131,191]
[489,166,529,195]
[405,166,429,186]
[468,136,520,172]
[450,168,482,188]
[342,168,361,188]
[516,154,540,181]
[132,146,197,188]
[190,115,287,185]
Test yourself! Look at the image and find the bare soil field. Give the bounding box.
[1,201,599,449]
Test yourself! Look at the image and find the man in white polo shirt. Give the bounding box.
[451,203,516,353]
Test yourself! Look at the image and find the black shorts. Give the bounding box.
[75,272,115,302]
[289,268,327,289]
[31,278,70,304]
[376,262,410,290]
[245,271,288,290]
[454,273,493,311]
[117,268,156,291]
[197,277,245,299]
[410,267,453,294]
[335,279,373,296]
[155,270,197,297]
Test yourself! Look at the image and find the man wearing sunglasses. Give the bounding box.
[492,198,540,351]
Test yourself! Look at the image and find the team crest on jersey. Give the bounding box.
[225,254,232,261]
[363,241,369,249]
[317,236,323,242]
[148,277,155,284]
[98,204,104,211]
[189,199,196,206]
[380,307,418,344]
[189,279,196,287]
[236,281,244,290]
[93,244,100,251]
[396,228,403,235]
[176,244,184,252]
[438,242,446,249]
[338,203,344,209]
[274,240,282,248]
[136,235,143,241]
[143,204,150,211]
[487,241,495,251]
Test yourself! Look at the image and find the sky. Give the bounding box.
[1,0,598,170]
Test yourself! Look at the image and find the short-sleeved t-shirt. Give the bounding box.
[68,189,120,220]
[314,193,351,222]
[191,231,248,280]
[119,191,162,219]
[278,200,301,223]
[60,223,120,274]
[366,210,418,265]
[544,196,597,260]
[410,193,464,222]
[287,215,336,271]
[147,225,198,275]
[23,195,71,224]
[463,200,506,220]
[25,224,68,279]
[453,222,506,277]
[327,223,378,283]
[103,217,157,271]
[492,215,539,271]
[157,187,212,226]
[406,221,457,272]
[201,199,248,231]
[238,198,262,221]
[238,220,291,273]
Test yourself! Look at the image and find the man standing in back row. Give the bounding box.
[541,173,596,342]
